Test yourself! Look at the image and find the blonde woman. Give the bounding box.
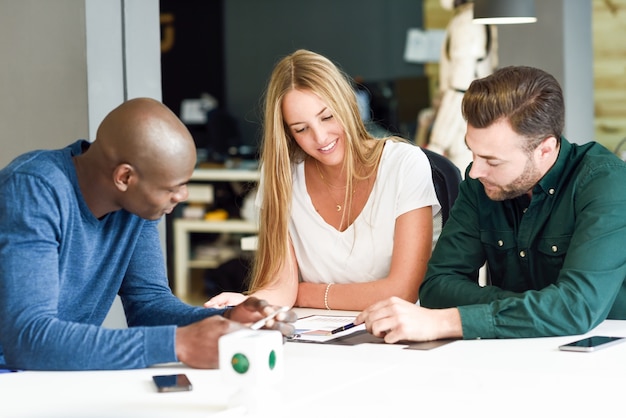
[205,49,441,311]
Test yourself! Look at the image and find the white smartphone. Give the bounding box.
[152,374,193,392]
[250,306,289,330]
[558,336,626,352]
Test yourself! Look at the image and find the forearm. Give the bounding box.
[296,279,417,311]
[1,318,177,370]
[434,308,464,340]
[420,275,521,309]
[249,286,297,308]
[247,242,299,307]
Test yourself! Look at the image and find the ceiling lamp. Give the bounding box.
[473,0,537,25]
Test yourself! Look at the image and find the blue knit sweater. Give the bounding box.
[0,141,221,370]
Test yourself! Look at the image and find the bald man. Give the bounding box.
[0,98,294,371]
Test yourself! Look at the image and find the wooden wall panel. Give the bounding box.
[593,0,626,154]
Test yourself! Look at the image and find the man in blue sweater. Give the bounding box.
[0,98,294,370]
[356,66,626,342]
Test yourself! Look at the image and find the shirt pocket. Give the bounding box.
[480,230,517,252]
[480,230,520,288]
[537,236,570,257]
[536,235,571,274]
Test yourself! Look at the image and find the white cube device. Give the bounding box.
[219,329,284,387]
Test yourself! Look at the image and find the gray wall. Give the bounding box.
[0,0,162,166]
[0,0,89,168]
[224,0,425,146]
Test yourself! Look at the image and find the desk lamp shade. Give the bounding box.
[473,0,537,25]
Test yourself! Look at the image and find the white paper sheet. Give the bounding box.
[289,314,365,342]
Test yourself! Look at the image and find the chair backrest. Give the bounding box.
[420,147,462,226]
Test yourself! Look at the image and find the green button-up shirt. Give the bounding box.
[420,137,626,339]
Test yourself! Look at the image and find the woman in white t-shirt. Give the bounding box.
[205,49,441,311]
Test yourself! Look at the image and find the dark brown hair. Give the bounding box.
[462,66,564,153]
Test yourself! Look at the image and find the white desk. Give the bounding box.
[3,311,626,417]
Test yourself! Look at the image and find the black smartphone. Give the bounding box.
[152,373,193,392]
[558,336,626,352]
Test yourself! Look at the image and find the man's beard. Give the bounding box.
[483,157,541,201]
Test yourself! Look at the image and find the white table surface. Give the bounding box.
[3,309,626,417]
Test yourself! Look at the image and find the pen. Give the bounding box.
[250,306,289,330]
[330,322,356,335]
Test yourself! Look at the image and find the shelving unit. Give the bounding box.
[172,168,259,300]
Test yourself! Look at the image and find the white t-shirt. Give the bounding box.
[284,140,441,284]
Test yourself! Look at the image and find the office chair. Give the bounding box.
[420,147,462,226]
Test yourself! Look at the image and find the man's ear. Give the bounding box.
[113,163,134,192]
[536,136,558,160]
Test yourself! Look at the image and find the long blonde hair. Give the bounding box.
[248,49,392,292]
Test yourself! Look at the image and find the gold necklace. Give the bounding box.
[314,160,352,212]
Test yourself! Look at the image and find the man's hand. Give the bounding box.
[175,297,297,369]
[175,316,245,369]
[354,296,463,343]
[226,297,297,337]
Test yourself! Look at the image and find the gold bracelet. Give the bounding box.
[324,283,333,310]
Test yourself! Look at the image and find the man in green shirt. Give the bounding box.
[356,66,626,342]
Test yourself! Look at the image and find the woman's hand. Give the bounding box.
[204,292,248,308]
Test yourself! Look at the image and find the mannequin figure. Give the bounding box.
[428,0,498,175]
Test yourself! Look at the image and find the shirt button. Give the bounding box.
[498,240,504,247]
[552,245,558,252]
[549,188,555,195]
[519,250,526,258]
